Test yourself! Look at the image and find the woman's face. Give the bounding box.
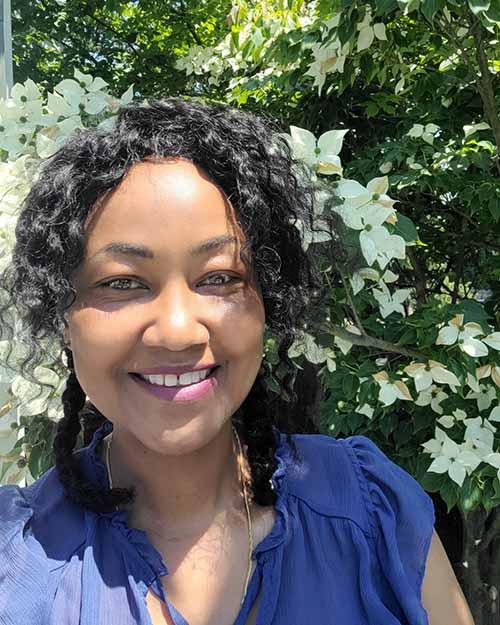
[64,158,265,455]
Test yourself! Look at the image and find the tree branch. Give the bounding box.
[320,323,424,360]
[340,273,367,336]
[471,18,500,176]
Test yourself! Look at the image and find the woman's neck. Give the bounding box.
[101,423,246,541]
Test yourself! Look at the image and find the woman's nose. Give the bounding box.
[141,283,209,351]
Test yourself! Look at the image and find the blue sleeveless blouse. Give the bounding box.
[0,421,435,625]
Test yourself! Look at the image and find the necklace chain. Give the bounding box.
[104,426,253,607]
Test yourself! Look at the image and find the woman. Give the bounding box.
[0,98,474,625]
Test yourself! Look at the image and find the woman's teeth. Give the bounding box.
[138,368,214,387]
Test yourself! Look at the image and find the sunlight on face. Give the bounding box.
[64,158,265,455]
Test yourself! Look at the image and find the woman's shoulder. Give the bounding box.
[0,460,87,569]
[0,465,88,624]
[283,431,435,539]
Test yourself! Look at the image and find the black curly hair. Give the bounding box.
[0,97,336,514]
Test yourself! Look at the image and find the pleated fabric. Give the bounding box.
[0,421,435,625]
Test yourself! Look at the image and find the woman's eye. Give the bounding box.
[98,274,240,291]
[201,274,240,287]
[98,278,144,290]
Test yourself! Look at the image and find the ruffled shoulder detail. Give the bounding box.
[284,433,371,532]
[0,484,51,624]
[344,434,435,620]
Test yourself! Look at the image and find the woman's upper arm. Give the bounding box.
[422,529,476,625]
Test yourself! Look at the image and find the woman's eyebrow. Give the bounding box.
[88,234,238,262]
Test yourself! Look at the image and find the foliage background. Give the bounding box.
[2,0,500,622]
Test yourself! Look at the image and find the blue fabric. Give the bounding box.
[0,421,435,625]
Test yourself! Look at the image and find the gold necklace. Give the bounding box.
[104,426,254,607]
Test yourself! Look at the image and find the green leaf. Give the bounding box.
[421,0,446,21]
[375,0,398,15]
[28,444,43,477]
[468,0,491,15]
[462,299,491,324]
[342,373,359,400]
[459,477,483,513]
[440,480,460,513]
[394,214,418,243]
[420,470,447,492]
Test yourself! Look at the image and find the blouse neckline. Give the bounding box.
[80,420,293,579]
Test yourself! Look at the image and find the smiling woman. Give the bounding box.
[0,98,473,625]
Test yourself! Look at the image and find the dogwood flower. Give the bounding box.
[285,126,349,175]
[337,203,405,269]
[356,403,374,419]
[407,122,440,145]
[356,10,387,52]
[465,384,497,412]
[421,426,448,458]
[54,69,109,116]
[334,324,362,355]
[350,267,398,295]
[306,41,348,95]
[404,359,460,392]
[372,371,412,406]
[484,333,500,351]
[463,417,495,455]
[288,331,334,365]
[476,364,500,388]
[372,285,411,318]
[436,314,488,357]
[437,408,467,429]
[488,406,500,422]
[427,436,481,486]
[415,384,449,414]
[10,79,42,107]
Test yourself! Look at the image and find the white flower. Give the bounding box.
[421,426,448,458]
[463,122,490,139]
[356,403,374,419]
[465,384,497,412]
[404,359,460,392]
[334,324,362,355]
[337,204,405,269]
[288,331,333,364]
[372,371,412,406]
[372,285,411,318]
[437,408,467,429]
[463,416,495,454]
[476,364,500,388]
[436,314,488,357]
[407,122,440,145]
[356,11,387,52]
[415,384,449,414]
[379,161,393,174]
[292,216,332,252]
[285,126,349,175]
[350,267,397,295]
[488,405,500,422]
[427,436,481,486]
[54,69,109,116]
[484,333,500,351]
[306,41,348,95]
[10,79,42,106]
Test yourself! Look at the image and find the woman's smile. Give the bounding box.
[128,363,222,403]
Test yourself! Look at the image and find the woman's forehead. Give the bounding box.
[82,159,247,261]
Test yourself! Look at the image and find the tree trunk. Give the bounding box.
[455,507,500,625]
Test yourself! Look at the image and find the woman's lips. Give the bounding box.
[129,366,220,402]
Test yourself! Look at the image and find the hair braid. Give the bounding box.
[53,347,134,513]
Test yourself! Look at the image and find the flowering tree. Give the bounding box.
[174,1,500,622]
[1,0,500,621]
